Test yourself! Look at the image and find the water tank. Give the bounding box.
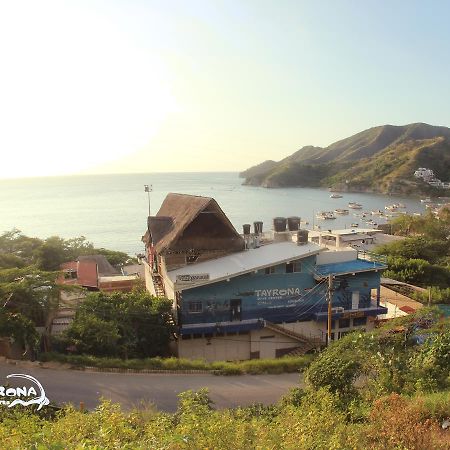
[273,217,287,232]
[297,229,309,245]
[243,224,251,235]
[253,221,263,235]
[287,216,301,231]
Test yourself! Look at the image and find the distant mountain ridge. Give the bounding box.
[240,123,450,194]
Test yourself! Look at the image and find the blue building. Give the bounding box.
[143,193,387,361]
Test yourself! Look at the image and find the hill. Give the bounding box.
[240,123,450,194]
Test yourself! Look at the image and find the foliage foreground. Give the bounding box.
[0,388,448,449]
[1,310,449,449]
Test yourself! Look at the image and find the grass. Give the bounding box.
[38,352,315,375]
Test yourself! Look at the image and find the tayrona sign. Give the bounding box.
[0,374,50,410]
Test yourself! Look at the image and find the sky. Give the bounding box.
[1,0,450,178]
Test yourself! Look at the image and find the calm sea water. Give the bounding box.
[0,172,426,255]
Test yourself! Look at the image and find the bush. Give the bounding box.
[38,352,314,375]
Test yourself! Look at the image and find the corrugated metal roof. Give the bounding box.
[168,241,322,290]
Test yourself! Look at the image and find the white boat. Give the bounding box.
[395,203,406,208]
[316,211,336,220]
[334,208,349,215]
[385,205,398,211]
[350,223,359,228]
[330,193,343,198]
[421,198,431,203]
[348,202,363,209]
[371,210,384,216]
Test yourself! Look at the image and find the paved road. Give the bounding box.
[0,362,302,412]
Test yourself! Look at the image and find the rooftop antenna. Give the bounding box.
[144,184,152,216]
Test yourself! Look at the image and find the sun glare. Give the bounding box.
[0,1,177,179]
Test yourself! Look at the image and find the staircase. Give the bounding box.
[152,273,166,298]
[264,321,324,354]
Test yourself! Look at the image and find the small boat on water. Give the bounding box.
[316,211,336,220]
[395,203,406,208]
[348,202,363,209]
[385,205,398,211]
[334,208,349,215]
[421,198,431,203]
[330,193,343,198]
[350,223,359,228]
[371,209,384,216]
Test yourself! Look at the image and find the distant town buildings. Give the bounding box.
[414,167,450,189]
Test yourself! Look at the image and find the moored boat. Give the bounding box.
[316,211,336,220]
[348,202,363,209]
[334,208,349,215]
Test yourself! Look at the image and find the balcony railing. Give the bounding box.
[357,250,388,266]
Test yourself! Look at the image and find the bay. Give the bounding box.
[0,172,426,255]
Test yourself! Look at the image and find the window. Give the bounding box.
[353,317,367,327]
[339,318,350,328]
[186,254,199,264]
[286,262,301,273]
[188,301,202,313]
[64,270,77,279]
[265,266,275,274]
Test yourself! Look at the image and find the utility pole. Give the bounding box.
[327,274,333,346]
[144,184,152,216]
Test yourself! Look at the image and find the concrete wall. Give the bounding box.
[250,328,299,359]
[316,249,358,265]
[177,317,376,361]
[143,261,157,296]
[178,333,251,361]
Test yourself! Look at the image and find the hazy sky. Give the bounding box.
[1,0,450,178]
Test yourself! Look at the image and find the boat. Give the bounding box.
[316,211,336,220]
[371,210,384,216]
[348,202,363,209]
[350,223,359,228]
[395,203,406,208]
[330,193,343,198]
[334,208,349,215]
[421,198,431,203]
[385,205,398,211]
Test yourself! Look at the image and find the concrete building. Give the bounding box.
[142,193,388,361]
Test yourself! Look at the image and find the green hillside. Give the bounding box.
[240,123,450,194]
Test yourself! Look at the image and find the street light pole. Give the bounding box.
[144,184,152,216]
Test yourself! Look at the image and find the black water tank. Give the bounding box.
[297,229,309,245]
[253,221,263,235]
[288,216,301,231]
[243,224,251,235]
[273,217,287,232]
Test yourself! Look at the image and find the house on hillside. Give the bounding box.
[53,255,140,335]
[142,193,388,361]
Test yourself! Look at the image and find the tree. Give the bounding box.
[63,290,174,358]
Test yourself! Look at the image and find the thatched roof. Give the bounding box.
[148,193,243,253]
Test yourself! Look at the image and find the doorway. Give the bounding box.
[230,299,242,322]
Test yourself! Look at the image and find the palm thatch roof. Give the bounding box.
[147,193,244,254]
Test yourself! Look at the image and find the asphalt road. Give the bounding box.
[0,362,303,412]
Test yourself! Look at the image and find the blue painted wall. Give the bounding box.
[179,256,382,325]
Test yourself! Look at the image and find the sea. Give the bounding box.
[0,172,427,256]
